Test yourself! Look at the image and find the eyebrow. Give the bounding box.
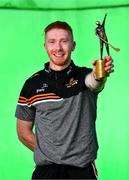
[47,37,69,41]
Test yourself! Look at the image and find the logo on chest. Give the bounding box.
[65,78,78,88]
[36,83,48,93]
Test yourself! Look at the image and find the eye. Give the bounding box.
[48,40,55,44]
[62,40,68,43]
[49,41,54,44]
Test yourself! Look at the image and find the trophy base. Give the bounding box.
[95,59,106,79]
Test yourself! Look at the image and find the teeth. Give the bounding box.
[55,54,63,57]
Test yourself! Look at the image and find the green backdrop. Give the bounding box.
[0,0,129,179]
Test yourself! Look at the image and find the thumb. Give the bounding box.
[92,60,97,66]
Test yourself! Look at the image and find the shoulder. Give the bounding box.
[72,64,92,82]
[22,69,45,90]
[25,69,45,83]
[29,69,44,80]
[74,64,92,74]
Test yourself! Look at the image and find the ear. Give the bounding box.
[72,41,76,51]
[44,42,47,50]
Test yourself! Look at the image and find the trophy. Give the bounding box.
[95,14,120,79]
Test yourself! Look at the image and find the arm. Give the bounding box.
[85,71,106,92]
[17,119,36,151]
[85,56,114,92]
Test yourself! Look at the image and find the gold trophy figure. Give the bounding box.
[95,14,120,79]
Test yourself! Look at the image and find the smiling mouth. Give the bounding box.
[54,53,64,58]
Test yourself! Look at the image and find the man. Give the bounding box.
[15,21,113,179]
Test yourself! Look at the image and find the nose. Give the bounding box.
[55,42,62,50]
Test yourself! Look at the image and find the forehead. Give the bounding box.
[45,28,72,39]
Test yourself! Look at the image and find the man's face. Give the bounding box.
[44,28,75,67]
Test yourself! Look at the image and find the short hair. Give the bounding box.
[44,21,73,38]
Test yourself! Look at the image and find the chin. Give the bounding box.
[53,59,70,66]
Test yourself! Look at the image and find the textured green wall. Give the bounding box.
[0,1,129,180]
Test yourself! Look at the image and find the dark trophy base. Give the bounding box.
[95,59,106,79]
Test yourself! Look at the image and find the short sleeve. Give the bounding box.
[15,80,36,121]
[83,67,92,78]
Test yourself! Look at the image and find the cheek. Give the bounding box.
[45,46,53,54]
[67,45,74,53]
[63,44,72,51]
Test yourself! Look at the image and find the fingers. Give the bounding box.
[102,56,114,74]
[102,56,112,62]
[105,65,114,74]
[92,56,114,77]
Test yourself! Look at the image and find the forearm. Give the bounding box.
[85,71,107,92]
[17,119,36,151]
[19,132,36,151]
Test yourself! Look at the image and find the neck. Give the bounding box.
[49,60,71,71]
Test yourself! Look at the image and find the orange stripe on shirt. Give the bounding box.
[18,93,61,104]
[26,93,57,102]
[19,96,26,100]
[29,95,61,104]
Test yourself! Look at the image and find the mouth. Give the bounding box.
[54,53,64,58]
